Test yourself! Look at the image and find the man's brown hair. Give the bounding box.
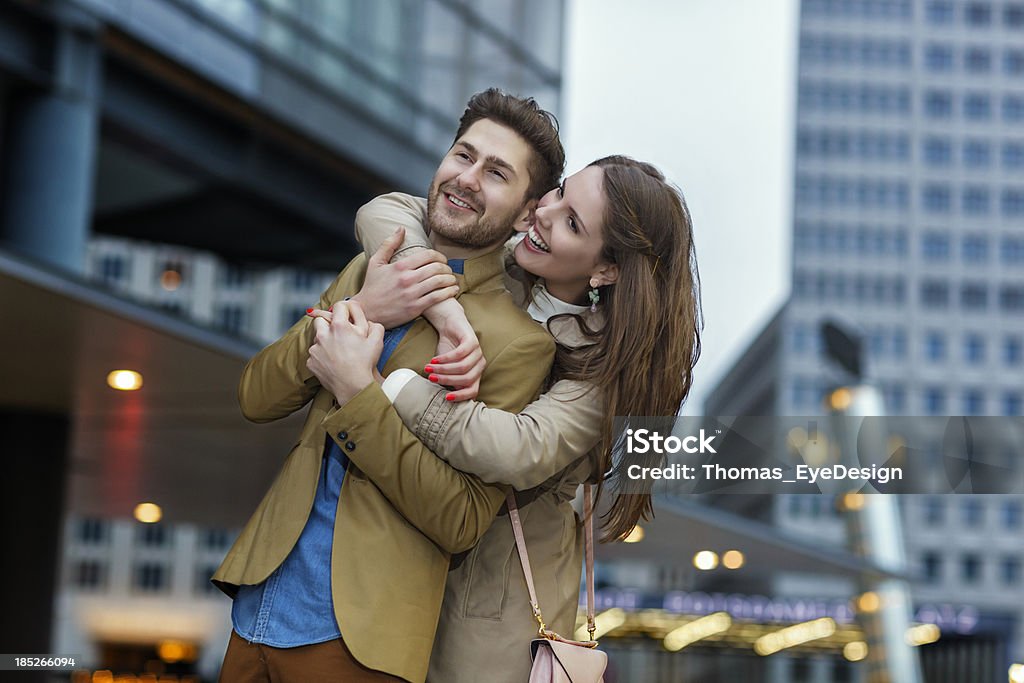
[454,88,565,200]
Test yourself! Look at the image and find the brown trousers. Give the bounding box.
[219,631,406,683]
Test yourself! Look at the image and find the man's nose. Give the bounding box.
[455,163,482,193]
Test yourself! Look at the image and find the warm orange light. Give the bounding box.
[828,387,853,411]
[134,502,162,524]
[841,493,866,511]
[160,270,182,291]
[92,671,114,683]
[107,370,143,391]
[857,591,881,613]
[722,550,745,569]
[158,640,197,663]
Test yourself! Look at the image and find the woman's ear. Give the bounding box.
[590,262,620,288]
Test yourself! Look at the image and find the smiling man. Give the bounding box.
[212,89,564,683]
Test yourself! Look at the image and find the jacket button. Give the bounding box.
[345,441,356,452]
[338,431,348,440]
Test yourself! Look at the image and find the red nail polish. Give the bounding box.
[424,365,434,373]
[306,308,313,314]
[431,358,440,364]
[328,306,333,312]
[445,393,455,401]
[429,374,439,383]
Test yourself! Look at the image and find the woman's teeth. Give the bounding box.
[527,226,550,253]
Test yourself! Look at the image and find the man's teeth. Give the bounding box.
[527,226,550,253]
[448,195,472,210]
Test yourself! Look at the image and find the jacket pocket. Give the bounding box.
[460,509,518,620]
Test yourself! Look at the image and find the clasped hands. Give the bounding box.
[305,228,486,405]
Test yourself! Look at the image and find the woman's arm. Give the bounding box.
[353,192,486,399]
[354,192,432,260]
[389,375,603,490]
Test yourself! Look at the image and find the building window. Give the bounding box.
[98,255,128,285]
[960,283,988,310]
[922,551,942,583]
[221,265,249,289]
[920,281,950,308]
[200,529,231,551]
[73,560,106,590]
[964,93,992,119]
[962,236,989,262]
[925,331,947,361]
[1008,4,1024,27]
[1004,142,1024,168]
[962,187,990,215]
[962,389,985,414]
[1006,49,1024,75]
[137,524,169,548]
[961,554,982,584]
[291,270,316,290]
[1000,285,1024,310]
[927,2,955,24]
[134,563,168,592]
[883,383,907,412]
[1004,391,1024,415]
[924,387,946,414]
[1004,500,1023,528]
[924,90,953,118]
[965,47,992,72]
[965,2,993,26]
[924,136,953,164]
[195,565,219,595]
[922,185,952,213]
[1003,189,1024,216]
[219,305,247,335]
[963,499,984,526]
[1004,95,1024,122]
[1002,237,1024,263]
[1004,336,1023,365]
[76,518,109,545]
[963,140,992,167]
[925,44,954,70]
[964,333,986,363]
[1003,557,1022,585]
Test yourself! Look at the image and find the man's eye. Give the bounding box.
[456,152,471,161]
[489,170,507,181]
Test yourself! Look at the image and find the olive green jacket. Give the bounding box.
[212,244,554,683]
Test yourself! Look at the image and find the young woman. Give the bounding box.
[314,156,701,682]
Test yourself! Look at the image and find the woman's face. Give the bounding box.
[513,165,611,302]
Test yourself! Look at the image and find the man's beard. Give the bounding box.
[427,181,518,249]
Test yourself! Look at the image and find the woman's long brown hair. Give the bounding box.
[551,156,702,542]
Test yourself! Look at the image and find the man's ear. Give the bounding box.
[590,262,620,288]
[514,199,538,233]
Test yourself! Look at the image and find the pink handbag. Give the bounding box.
[507,485,608,683]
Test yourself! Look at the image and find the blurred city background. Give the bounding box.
[0,0,1022,681]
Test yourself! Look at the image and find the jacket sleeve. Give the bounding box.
[320,330,555,553]
[236,258,362,423]
[354,192,432,262]
[391,376,603,490]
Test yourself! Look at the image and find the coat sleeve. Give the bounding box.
[391,376,603,490]
[236,257,364,423]
[354,192,432,262]
[320,330,555,553]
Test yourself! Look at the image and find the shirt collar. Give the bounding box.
[526,284,589,323]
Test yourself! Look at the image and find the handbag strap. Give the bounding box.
[507,485,597,641]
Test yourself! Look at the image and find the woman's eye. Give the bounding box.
[568,216,578,233]
[557,185,564,198]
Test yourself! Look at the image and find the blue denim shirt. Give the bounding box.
[232,260,463,646]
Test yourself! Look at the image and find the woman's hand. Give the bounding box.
[424,300,486,402]
[351,228,459,328]
[306,301,385,404]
